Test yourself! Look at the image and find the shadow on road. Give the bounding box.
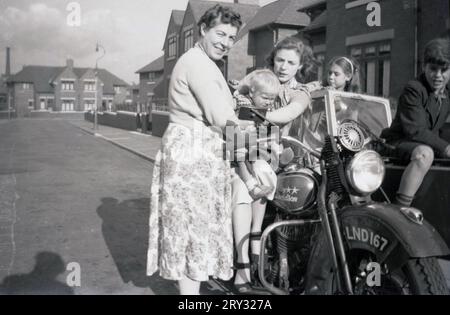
[97,197,179,295]
[97,197,236,295]
[0,252,74,295]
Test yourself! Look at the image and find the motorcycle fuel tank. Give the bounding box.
[273,167,319,215]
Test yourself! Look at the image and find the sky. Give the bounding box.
[0,0,276,84]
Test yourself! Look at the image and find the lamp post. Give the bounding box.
[94,42,106,131]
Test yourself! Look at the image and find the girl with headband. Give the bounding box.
[324,56,362,93]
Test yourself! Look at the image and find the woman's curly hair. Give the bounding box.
[197,4,243,36]
[266,36,320,84]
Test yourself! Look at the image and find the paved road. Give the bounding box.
[0,119,184,294]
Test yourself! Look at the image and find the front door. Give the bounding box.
[40,99,46,110]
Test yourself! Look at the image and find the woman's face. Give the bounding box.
[199,21,238,61]
[273,49,302,84]
[328,63,351,91]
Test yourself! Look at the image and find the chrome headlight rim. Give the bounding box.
[346,150,385,195]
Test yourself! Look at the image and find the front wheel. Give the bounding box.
[347,250,449,295]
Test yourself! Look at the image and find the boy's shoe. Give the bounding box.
[249,185,273,200]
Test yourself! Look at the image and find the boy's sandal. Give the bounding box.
[234,262,251,271]
[249,185,272,200]
[250,232,262,241]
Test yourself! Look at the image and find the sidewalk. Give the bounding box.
[69,120,161,163]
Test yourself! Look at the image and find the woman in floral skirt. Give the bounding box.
[147,4,245,295]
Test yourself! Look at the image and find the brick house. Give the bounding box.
[237,0,314,71]
[149,0,449,115]
[299,0,449,99]
[135,55,164,112]
[8,59,129,117]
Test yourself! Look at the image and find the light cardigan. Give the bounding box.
[168,44,238,130]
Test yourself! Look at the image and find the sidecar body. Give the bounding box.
[306,90,450,248]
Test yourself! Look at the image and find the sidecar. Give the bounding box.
[374,128,450,248]
[305,90,450,248]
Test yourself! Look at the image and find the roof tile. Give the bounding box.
[9,65,129,94]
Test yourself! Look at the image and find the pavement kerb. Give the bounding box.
[70,122,156,163]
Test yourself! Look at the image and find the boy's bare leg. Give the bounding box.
[396,145,434,206]
[233,203,252,285]
[251,199,267,256]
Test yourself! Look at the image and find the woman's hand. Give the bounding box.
[228,79,240,91]
[300,81,323,93]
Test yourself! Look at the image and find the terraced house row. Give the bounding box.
[0,48,131,118]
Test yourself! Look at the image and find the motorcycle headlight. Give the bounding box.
[346,150,385,195]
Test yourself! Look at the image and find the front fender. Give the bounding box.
[340,203,450,259]
[304,202,449,295]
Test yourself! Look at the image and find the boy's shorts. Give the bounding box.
[231,160,278,206]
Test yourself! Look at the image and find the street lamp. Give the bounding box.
[94,42,106,131]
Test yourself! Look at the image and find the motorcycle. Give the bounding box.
[240,89,450,295]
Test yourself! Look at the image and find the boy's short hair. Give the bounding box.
[423,38,450,67]
[238,69,281,96]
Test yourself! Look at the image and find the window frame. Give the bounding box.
[349,41,391,97]
[184,28,194,53]
[84,80,96,91]
[168,35,178,60]
[61,80,75,91]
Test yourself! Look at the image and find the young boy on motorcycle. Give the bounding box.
[381,38,450,207]
[233,69,281,201]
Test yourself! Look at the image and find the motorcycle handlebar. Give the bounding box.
[281,136,322,159]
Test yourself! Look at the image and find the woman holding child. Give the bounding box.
[232,36,319,294]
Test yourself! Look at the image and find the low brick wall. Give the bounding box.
[30,111,84,119]
[0,111,16,119]
[151,111,170,137]
[84,111,140,131]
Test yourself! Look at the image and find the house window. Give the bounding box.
[84,81,96,91]
[84,99,95,111]
[61,80,75,91]
[168,36,177,59]
[61,99,74,111]
[23,83,31,90]
[28,99,34,108]
[148,72,158,83]
[184,28,194,52]
[114,86,121,94]
[349,42,391,97]
[140,73,148,81]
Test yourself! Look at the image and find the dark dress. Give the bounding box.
[381,74,450,160]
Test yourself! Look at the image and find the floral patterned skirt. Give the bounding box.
[147,122,234,282]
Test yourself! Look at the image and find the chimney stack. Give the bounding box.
[66,58,74,69]
[6,47,11,77]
